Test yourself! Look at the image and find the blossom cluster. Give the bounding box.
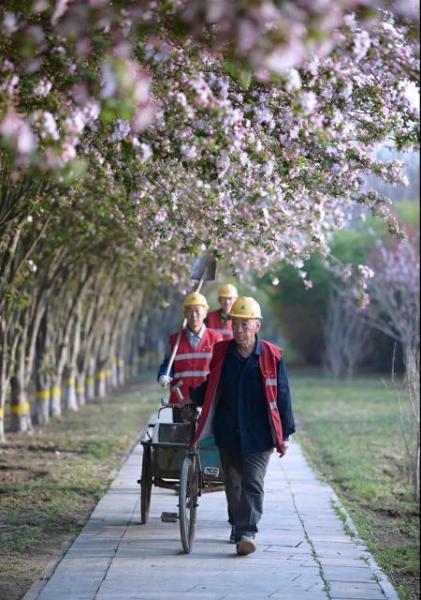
[0,2,419,290]
[168,0,419,78]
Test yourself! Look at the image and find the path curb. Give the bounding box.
[329,489,401,600]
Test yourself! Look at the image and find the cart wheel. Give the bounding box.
[179,455,199,554]
[140,444,152,524]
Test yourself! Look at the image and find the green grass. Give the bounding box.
[0,377,161,600]
[291,373,420,600]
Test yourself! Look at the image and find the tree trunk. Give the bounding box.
[86,373,96,401]
[111,358,119,389]
[128,319,141,377]
[49,375,62,418]
[64,298,82,411]
[34,372,50,426]
[34,311,50,425]
[0,320,19,441]
[10,373,32,433]
[64,366,78,412]
[76,372,86,406]
[96,324,111,399]
[117,358,125,386]
[10,330,32,433]
[84,355,96,401]
[0,385,6,442]
[96,362,108,399]
[0,352,7,442]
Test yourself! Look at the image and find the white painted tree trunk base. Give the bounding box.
[34,399,50,425]
[97,372,107,399]
[86,375,95,401]
[65,384,78,411]
[11,413,32,433]
[50,386,62,417]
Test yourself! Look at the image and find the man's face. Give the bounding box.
[185,305,207,333]
[232,317,261,347]
[219,296,235,315]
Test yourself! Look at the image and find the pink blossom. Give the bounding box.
[2,12,18,35]
[155,208,167,223]
[51,0,69,26]
[285,69,302,92]
[64,110,86,135]
[0,111,36,154]
[139,143,153,163]
[357,264,375,289]
[38,111,60,140]
[262,161,274,177]
[100,62,117,98]
[32,1,49,11]
[83,101,100,122]
[33,78,52,97]
[0,74,20,95]
[300,91,317,114]
[353,30,371,62]
[176,92,188,107]
[110,119,131,142]
[180,144,198,161]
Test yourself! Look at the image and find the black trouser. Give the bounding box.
[219,448,272,542]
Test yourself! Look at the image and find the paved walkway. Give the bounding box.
[27,438,399,600]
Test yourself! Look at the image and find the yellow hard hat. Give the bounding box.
[218,283,238,299]
[229,296,262,319]
[183,291,209,310]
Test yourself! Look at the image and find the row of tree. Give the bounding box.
[0,4,419,439]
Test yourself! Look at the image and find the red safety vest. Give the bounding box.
[206,310,233,340]
[193,339,284,452]
[168,328,222,404]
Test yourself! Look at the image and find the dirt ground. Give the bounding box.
[0,441,99,600]
[0,381,159,600]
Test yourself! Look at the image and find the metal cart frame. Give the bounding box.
[138,401,224,553]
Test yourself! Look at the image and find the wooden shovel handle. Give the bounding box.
[164,318,186,378]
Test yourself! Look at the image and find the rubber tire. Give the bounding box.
[140,444,152,524]
[179,455,199,554]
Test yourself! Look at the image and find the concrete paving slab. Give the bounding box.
[28,439,399,600]
[322,566,378,583]
[329,580,387,599]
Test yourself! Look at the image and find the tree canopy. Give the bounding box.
[0,2,419,291]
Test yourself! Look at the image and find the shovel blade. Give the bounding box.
[190,254,217,281]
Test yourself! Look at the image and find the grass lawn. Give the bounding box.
[0,376,161,600]
[291,371,420,600]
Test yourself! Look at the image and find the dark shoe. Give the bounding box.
[236,535,256,555]
[229,527,236,544]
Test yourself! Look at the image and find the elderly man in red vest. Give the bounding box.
[190,296,295,556]
[205,283,238,340]
[158,292,222,418]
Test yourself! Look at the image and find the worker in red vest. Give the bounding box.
[157,291,222,417]
[189,296,295,556]
[205,283,238,340]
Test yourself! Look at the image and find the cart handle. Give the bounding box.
[160,398,197,408]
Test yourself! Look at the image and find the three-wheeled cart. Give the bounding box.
[138,401,224,554]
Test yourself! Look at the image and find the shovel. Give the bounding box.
[163,254,217,379]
